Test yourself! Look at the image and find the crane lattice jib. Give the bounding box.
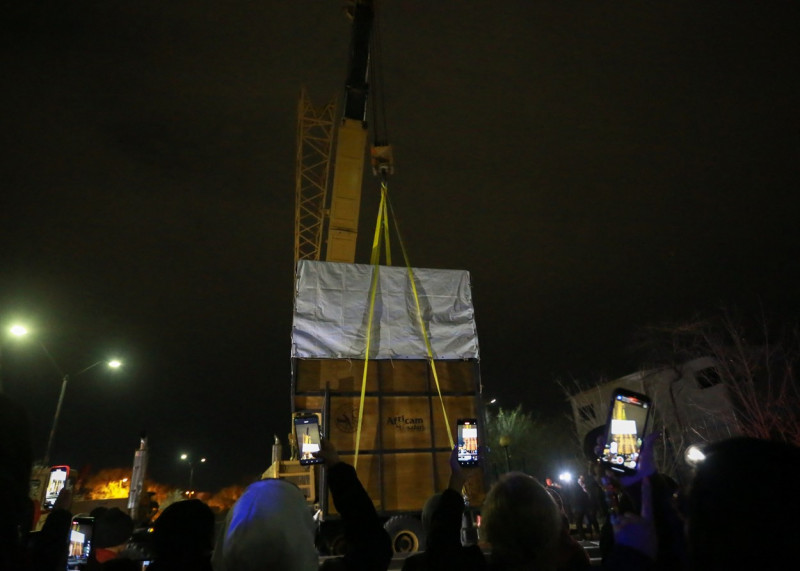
[294,88,336,267]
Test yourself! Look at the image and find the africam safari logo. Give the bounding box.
[387,415,425,432]
[334,405,360,433]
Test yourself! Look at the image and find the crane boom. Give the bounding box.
[325,1,374,263]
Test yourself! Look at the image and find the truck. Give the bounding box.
[270,2,488,552]
[264,260,487,553]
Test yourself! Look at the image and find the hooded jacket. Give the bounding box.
[213,462,391,571]
[213,478,317,571]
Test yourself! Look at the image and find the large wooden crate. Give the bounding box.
[293,358,486,515]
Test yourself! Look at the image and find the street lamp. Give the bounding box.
[180,454,207,495]
[499,434,511,472]
[42,357,123,467]
[1,324,124,464]
[10,325,28,337]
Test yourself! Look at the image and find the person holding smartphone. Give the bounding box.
[85,508,137,570]
[27,484,74,571]
[605,436,800,571]
[600,432,689,571]
[213,437,391,571]
[401,447,487,571]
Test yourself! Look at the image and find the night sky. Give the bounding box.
[2,1,799,491]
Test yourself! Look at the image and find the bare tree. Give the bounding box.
[636,309,800,447]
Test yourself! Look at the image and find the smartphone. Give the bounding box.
[294,414,324,465]
[42,465,70,510]
[599,388,652,475]
[457,418,480,466]
[66,516,94,570]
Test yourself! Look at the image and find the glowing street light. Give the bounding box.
[10,325,28,337]
[43,358,123,467]
[180,454,207,494]
[1,323,124,464]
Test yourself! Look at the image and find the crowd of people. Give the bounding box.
[3,393,800,571]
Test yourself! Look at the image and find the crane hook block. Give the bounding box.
[371,144,394,176]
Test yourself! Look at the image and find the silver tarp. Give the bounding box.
[292,260,479,360]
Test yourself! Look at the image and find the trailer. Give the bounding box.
[265,260,487,553]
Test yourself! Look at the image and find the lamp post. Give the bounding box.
[42,358,122,467]
[180,454,206,496]
[499,434,511,472]
[1,323,123,465]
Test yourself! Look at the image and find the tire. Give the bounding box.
[318,522,347,556]
[326,533,347,556]
[384,515,426,553]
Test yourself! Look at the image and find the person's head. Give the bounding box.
[687,437,800,570]
[481,472,561,570]
[213,479,316,571]
[90,506,109,519]
[152,499,215,563]
[421,492,443,533]
[94,508,134,553]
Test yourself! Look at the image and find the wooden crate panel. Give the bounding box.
[295,359,478,394]
[294,360,321,392]
[381,396,434,450]
[328,396,380,453]
[432,361,477,392]
[433,451,451,493]
[295,359,380,393]
[294,396,323,415]
[377,360,429,393]
[329,453,381,514]
[382,453,437,512]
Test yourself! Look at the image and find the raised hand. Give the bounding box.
[612,476,657,560]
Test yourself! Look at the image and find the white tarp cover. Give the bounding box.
[292,260,479,360]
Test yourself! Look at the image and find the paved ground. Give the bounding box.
[265,540,598,570]
[579,539,603,567]
[378,539,603,570]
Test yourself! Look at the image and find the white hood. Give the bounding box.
[212,479,318,571]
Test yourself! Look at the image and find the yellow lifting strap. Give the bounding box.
[386,190,455,451]
[353,182,454,469]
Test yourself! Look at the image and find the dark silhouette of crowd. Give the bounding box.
[4,392,800,571]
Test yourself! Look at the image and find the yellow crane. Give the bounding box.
[282,3,484,555]
[294,0,392,267]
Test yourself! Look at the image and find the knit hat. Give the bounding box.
[94,507,134,548]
